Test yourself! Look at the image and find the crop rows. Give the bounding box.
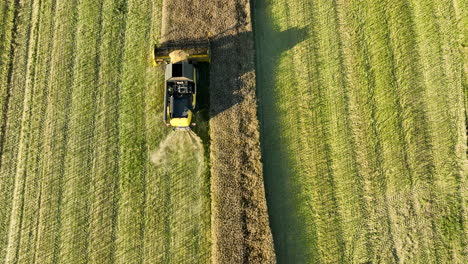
[254,0,466,262]
[0,0,214,263]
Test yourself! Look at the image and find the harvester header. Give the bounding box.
[155,40,210,131]
[154,40,210,65]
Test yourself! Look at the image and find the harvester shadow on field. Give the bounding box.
[156,26,308,119]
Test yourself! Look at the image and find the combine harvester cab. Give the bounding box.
[163,61,197,131]
[155,41,210,131]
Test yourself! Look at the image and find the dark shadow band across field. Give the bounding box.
[252,0,313,262]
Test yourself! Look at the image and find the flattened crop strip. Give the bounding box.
[254,1,320,262]
[34,0,78,262]
[315,0,371,262]
[58,0,103,263]
[360,1,434,262]
[88,0,127,263]
[288,0,347,262]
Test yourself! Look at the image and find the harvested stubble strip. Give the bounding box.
[58,0,102,263]
[88,0,127,263]
[34,0,78,262]
[115,0,152,263]
[0,0,34,262]
[161,0,275,262]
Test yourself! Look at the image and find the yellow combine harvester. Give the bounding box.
[154,41,210,131]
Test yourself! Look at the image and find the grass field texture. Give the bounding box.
[254,0,466,263]
[0,0,466,263]
[0,0,212,263]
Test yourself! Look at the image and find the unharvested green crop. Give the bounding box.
[254,0,466,263]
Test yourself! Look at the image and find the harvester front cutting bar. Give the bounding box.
[154,40,210,64]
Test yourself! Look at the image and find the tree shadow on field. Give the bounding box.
[251,0,319,263]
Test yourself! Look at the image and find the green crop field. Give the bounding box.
[0,0,466,263]
[255,0,466,263]
[0,0,211,263]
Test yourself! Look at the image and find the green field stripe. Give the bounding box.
[255,1,322,262]
[433,4,466,258]
[335,1,399,262]
[358,1,439,262]
[148,132,210,263]
[13,0,47,263]
[383,0,464,261]
[295,1,353,262]
[408,0,463,261]
[0,0,16,165]
[315,0,374,262]
[0,0,15,108]
[25,0,56,262]
[410,0,466,261]
[88,0,126,263]
[0,0,35,262]
[34,0,78,263]
[57,0,103,263]
[451,0,468,249]
[0,0,15,89]
[141,0,169,262]
[143,72,169,262]
[267,0,347,262]
[115,0,151,262]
